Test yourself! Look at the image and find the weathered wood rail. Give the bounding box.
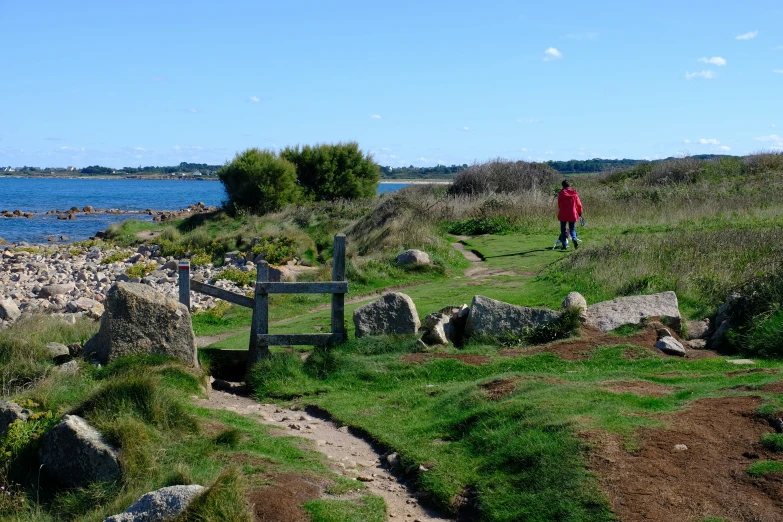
[178,234,348,370]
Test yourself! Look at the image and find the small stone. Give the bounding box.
[674,444,688,451]
[771,418,783,434]
[357,475,375,482]
[288,423,302,430]
[655,336,686,356]
[316,440,327,446]
[727,359,755,365]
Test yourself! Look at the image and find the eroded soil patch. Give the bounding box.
[600,380,674,397]
[401,353,492,366]
[248,473,324,522]
[480,377,522,400]
[589,396,783,522]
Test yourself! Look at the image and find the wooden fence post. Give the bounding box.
[248,260,270,369]
[331,234,346,343]
[178,260,190,309]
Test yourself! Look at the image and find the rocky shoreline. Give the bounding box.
[1,201,217,223]
[0,242,248,329]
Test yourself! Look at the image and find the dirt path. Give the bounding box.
[195,385,453,522]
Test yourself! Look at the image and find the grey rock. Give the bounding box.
[45,341,71,359]
[561,291,587,311]
[268,265,296,283]
[396,249,430,266]
[465,295,560,339]
[84,282,197,366]
[55,359,80,374]
[39,282,76,298]
[163,259,179,271]
[709,319,731,348]
[66,296,100,313]
[104,484,205,522]
[685,339,707,350]
[39,415,121,488]
[1,401,30,438]
[771,418,783,434]
[421,305,469,346]
[421,313,450,345]
[353,293,420,338]
[656,328,672,339]
[655,336,686,356]
[686,319,710,340]
[586,291,681,333]
[0,298,21,321]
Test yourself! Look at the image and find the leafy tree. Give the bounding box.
[281,142,379,201]
[218,148,299,214]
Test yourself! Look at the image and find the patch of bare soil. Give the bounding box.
[480,377,521,400]
[728,368,777,377]
[135,229,162,240]
[761,380,783,394]
[600,380,674,397]
[248,473,324,522]
[589,396,783,522]
[401,353,492,366]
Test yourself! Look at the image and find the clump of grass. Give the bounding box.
[760,433,783,452]
[746,460,783,477]
[0,315,97,398]
[126,262,158,279]
[176,469,253,522]
[75,375,196,431]
[213,428,242,448]
[448,158,560,195]
[447,216,518,236]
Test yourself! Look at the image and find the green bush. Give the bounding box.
[447,216,517,236]
[448,158,560,195]
[212,267,255,287]
[218,148,300,214]
[761,433,783,452]
[281,142,379,201]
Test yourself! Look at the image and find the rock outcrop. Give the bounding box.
[0,298,21,321]
[104,485,205,522]
[465,295,560,339]
[655,336,686,356]
[421,305,469,346]
[1,401,30,438]
[396,250,430,266]
[84,282,197,366]
[39,415,121,488]
[353,293,420,338]
[585,291,681,333]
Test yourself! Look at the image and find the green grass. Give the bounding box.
[0,340,386,521]
[248,332,783,521]
[746,460,783,477]
[760,433,783,452]
[304,495,386,522]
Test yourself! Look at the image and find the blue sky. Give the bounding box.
[1,0,782,169]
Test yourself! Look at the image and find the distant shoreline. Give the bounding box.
[3,175,451,184]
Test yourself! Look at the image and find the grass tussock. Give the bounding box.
[175,469,253,522]
[0,315,97,398]
[448,159,561,196]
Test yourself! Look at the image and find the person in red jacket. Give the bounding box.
[557,179,583,250]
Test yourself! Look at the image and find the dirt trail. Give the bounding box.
[194,384,453,522]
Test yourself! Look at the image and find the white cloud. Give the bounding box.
[718,145,731,151]
[134,147,146,152]
[565,32,598,40]
[381,147,391,151]
[248,96,261,103]
[736,30,758,40]
[545,150,554,155]
[370,114,382,119]
[698,138,720,145]
[686,70,717,80]
[543,47,563,61]
[774,69,783,74]
[754,134,782,142]
[684,139,692,144]
[699,56,727,66]
[520,148,528,152]
[517,118,542,124]
[462,126,470,131]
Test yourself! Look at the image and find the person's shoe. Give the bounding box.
[561,240,568,250]
[573,238,579,249]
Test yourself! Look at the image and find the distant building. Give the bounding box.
[192,171,202,176]
[66,166,75,171]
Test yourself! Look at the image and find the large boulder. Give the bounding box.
[84,282,197,366]
[396,249,430,266]
[585,291,681,333]
[39,415,121,488]
[104,484,205,522]
[353,293,420,338]
[561,292,587,320]
[1,401,30,438]
[0,298,21,321]
[465,295,560,339]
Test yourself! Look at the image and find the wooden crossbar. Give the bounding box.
[191,280,254,308]
[256,282,348,294]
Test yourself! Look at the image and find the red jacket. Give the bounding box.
[557,188,583,222]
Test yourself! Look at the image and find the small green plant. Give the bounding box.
[190,252,212,266]
[524,306,583,345]
[102,250,129,264]
[212,267,255,287]
[250,236,298,265]
[760,433,783,452]
[213,428,241,448]
[126,262,158,279]
[746,460,783,477]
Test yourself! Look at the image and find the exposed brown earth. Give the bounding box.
[248,473,325,522]
[588,396,783,522]
[479,377,522,400]
[599,380,675,397]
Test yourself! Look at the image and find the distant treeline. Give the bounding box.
[79,162,222,175]
[380,164,469,180]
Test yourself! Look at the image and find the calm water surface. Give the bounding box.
[0,178,413,243]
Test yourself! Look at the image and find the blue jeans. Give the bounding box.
[559,221,577,243]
